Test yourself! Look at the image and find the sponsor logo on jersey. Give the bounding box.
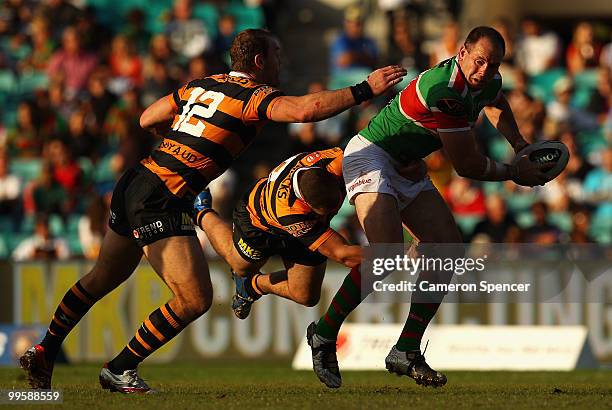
[305,152,322,163]
[237,237,263,260]
[436,98,466,117]
[159,140,201,163]
[285,220,316,237]
[181,212,195,231]
[348,178,373,192]
[133,221,164,239]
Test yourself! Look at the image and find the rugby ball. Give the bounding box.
[512,141,569,181]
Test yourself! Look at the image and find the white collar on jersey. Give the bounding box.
[292,167,310,201]
[229,71,255,79]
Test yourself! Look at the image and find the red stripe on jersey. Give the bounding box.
[451,64,466,94]
[398,80,439,131]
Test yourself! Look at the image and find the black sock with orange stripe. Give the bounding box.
[107,303,185,373]
[40,280,98,362]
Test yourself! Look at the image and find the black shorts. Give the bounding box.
[109,165,196,247]
[232,197,326,267]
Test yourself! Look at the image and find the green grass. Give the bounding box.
[1,361,610,409]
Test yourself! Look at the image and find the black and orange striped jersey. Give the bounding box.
[140,71,283,200]
[246,147,344,251]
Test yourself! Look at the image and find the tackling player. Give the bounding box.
[19,29,407,393]
[307,26,552,389]
[194,148,361,316]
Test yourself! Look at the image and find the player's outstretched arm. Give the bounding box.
[139,93,176,136]
[317,231,362,268]
[268,65,407,123]
[439,130,549,186]
[483,93,529,153]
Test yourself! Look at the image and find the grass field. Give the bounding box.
[1,361,610,409]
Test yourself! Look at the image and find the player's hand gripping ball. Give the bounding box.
[511,140,569,186]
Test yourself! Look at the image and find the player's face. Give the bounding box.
[310,193,343,217]
[262,38,282,87]
[458,38,503,89]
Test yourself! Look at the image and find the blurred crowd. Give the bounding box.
[0,0,610,261]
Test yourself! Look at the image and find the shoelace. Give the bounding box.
[323,351,339,369]
[124,370,146,387]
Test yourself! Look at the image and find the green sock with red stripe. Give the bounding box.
[315,266,364,340]
[396,302,440,351]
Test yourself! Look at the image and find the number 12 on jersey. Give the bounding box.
[173,87,225,137]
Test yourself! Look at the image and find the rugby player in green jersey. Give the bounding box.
[308,26,550,389]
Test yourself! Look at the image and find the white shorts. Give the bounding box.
[343,134,435,210]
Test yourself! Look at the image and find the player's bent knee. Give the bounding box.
[176,294,213,322]
[293,292,321,307]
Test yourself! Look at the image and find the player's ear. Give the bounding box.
[254,53,265,70]
[458,45,468,61]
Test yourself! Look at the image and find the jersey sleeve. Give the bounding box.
[277,214,333,251]
[425,82,470,133]
[243,85,284,122]
[171,82,190,110]
[324,148,343,177]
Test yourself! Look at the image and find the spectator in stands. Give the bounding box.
[109,113,151,177]
[74,5,111,53]
[185,55,211,82]
[0,149,22,229]
[330,5,378,75]
[429,20,461,66]
[569,206,594,243]
[142,60,177,108]
[214,14,237,60]
[123,8,150,55]
[539,170,573,234]
[66,108,98,160]
[471,194,519,243]
[586,67,611,123]
[46,26,98,98]
[47,80,72,126]
[0,0,33,37]
[7,101,45,158]
[108,34,143,92]
[492,17,518,85]
[78,192,110,260]
[560,132,593,180]
[600,32,612,70]
[566,21,602,76]
[22,15,54,72]
[523,201,561,243]
[44,138,82,214]
[516,18,561,76]
[546,76,598,134]
[388,15,427,76]
[29,163,66,220]
[85,68,116,135]
[37,0,81,42]
[506,69,545,141]
[443,177,486,236]
[143,34,181,81]
[492,17,517,66]
[583,146,612,241]
[12,213,70,261]
[166,0,212,61]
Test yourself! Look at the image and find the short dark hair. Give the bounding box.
[299,168,342,212]
[464,26,505,55]
[229,29,274,72]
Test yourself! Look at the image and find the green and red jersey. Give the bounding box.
[360,57,502,163]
